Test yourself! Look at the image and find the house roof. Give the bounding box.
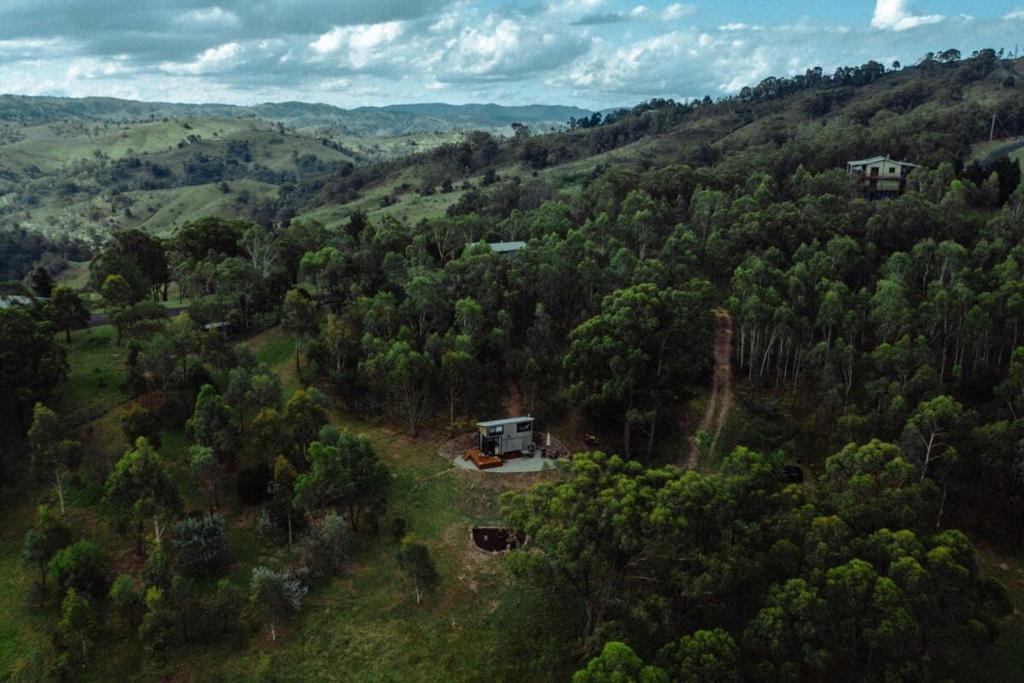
[0,294,35,309]
[847,155,917,168]
[477,416,534,428]
[488,241,527,253]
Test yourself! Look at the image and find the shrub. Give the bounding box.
[121,405,161,449]
[171,515,229,576]
[299,513,350,578]
[49,541,110,598]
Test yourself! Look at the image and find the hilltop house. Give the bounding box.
[0,294,37,309]
[847,155,917,196]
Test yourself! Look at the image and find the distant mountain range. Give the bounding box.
[0,94,593,136]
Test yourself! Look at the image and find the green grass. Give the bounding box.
[54,324,128,423]
[244,326,299,398]
[0,488,53,681]
[968,547,1024,682]
[223,415,551,682]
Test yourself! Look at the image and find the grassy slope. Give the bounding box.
[54,324,129,425]
[1,327,562,681]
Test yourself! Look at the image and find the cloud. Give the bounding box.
[571,3,691,26]
[160,42,241,75]
[0,0,1019,109]
[571,12,631,26]
[434,15,590,82]
[310,21,405,68]
[871,0,944,31]
[177,7,240,27]
[661,4,695,21]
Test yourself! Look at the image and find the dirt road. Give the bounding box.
[684,308,734,469]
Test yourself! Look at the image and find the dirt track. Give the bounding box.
[684,308,734,469]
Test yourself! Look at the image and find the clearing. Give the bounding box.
[684,308,734,469]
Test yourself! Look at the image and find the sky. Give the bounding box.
[0,1,1022,110]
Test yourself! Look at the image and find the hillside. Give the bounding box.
[4,48,1024,683]
[279,53,1024,231]
[0,95,590,136]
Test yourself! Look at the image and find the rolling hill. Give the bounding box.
[0,95,591,136]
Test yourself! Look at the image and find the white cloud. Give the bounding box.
[66,58,127,82]
[429,12,589,83]
[1005,9,1024,20]
[310,21,404,69]
[177,7,239,27]
[160,42,240,75]
[871,0,943,31]
[661,4,695,21]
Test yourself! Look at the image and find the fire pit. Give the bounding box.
[471,526,526,553]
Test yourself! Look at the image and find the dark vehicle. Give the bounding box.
[782,465,804,483]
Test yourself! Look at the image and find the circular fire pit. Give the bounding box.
[471,526,526,553]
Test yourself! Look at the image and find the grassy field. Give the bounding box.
[1,325,567,681]
[54,324,129,424]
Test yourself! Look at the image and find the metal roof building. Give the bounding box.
[488,241,527,255]
[477,416,535,455]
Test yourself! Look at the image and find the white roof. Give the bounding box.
[847,155,917,167]
[477,416,534,428]
[488,241,527,253]
[0,294,34,309]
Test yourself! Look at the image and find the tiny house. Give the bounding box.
[477,417,534,456]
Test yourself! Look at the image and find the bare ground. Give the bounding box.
[684,308,734,469]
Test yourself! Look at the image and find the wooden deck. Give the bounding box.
[464,448,503,470]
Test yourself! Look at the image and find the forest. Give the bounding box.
[1,49,1023,681]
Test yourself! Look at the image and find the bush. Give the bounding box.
[171,515,229,576]
[121,405,161,448]
[207,578,245,638]
[299,513,350,578]
[48,541,110,598]
[142,548,172,591]
[237,464,272,504]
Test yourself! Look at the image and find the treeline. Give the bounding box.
[501,447,1010,681]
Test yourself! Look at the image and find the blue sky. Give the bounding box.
[0,1,1020,109]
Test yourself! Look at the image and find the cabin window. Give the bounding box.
[889,167,896,174]
[487,425,503,436]
[516,422,533,433]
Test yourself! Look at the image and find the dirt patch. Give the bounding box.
[684,308,734,468]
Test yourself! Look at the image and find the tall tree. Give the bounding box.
[103,437,181,554]
[901,395,966,481]
[573,642,668,683]
[0,308,67,436]
[30,265,54,297]
[49,286,90,342]
[565,282,714,457]
[28,403,80,515]
[293,426,390,532]
[396,539,439,605]
[360,339,434,437]
[282,288,320,372]
[249,566,306,641]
